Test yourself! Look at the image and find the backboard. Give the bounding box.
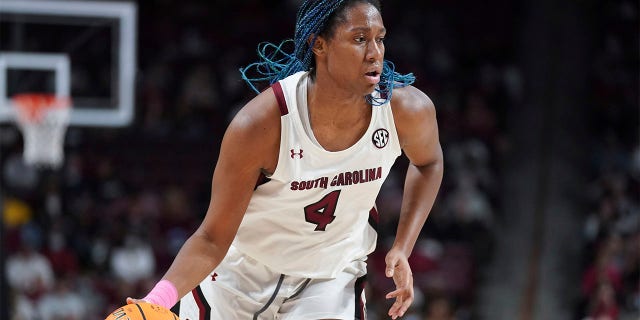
[0,0,137,127]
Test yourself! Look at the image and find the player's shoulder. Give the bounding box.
[232,72,306,131]
[224,87,282,172]
[229,87,282,136]
[390,85,436,122]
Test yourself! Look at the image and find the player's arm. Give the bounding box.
[385,86,444,319]
[130,88,281,306]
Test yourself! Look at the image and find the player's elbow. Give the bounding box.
[415,147,444,179]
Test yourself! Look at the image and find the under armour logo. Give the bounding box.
[372,128,390,148]
[211,272,218,281]
[290,149,304,159]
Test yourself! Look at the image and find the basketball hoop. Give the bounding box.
[12,93,71,169]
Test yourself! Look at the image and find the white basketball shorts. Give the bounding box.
[171,245,368,320]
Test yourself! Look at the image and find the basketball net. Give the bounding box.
[12,93,71,169]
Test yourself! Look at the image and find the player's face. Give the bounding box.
[321,3,385,96]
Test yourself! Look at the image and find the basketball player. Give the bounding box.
[128,1,443,319]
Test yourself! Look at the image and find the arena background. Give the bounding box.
[0,0,638,319]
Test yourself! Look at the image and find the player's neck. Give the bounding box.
[305,74,372,151]
[307,73,368,116]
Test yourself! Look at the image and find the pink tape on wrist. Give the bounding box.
[142,280,178,309]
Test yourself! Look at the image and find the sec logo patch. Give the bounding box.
[372,128,389,149]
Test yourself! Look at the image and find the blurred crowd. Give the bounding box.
[575,1,639,320]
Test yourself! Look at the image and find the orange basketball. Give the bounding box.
[105,302,179,320]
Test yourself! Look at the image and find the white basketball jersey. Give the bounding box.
[233,71,401,278]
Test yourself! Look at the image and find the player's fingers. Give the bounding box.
[126,297,145,305]
[400,295,414,314]
[386,289,412,300]
[385,262,395,278]
[385,288,402,299]
[391,304,408,319]
[388,297,405,319]
[385,254,398,277]
[389,292,413,319]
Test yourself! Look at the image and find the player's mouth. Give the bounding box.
[365,71,381,84]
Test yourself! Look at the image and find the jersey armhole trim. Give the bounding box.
[272,81,289,116]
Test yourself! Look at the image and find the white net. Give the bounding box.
[13,94,71,169]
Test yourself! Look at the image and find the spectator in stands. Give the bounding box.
[37,276,87,320]
[109,234,156,284]
[585,281,619,320]
[6,224,54,299]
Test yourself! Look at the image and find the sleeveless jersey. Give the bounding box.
[232,71,401,278]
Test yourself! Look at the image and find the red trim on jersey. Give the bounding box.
[191,286,210,320]
[271,81,289,115]
[368,207,379,231]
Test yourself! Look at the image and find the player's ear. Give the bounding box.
[309,34,326,56]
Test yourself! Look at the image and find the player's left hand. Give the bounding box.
[384,248,414,319]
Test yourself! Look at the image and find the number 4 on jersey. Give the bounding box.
[304,190,341,231]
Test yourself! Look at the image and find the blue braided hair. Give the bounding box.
[239,0,415,106]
